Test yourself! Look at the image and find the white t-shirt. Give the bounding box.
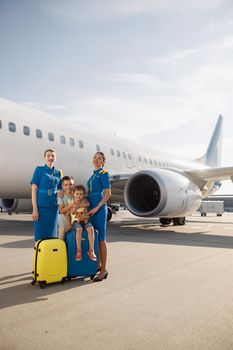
[58,194,74,228]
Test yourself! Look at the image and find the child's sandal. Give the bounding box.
[75,251,82,261]
[87,249,97,261]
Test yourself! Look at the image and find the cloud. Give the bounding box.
[24,29,233,144]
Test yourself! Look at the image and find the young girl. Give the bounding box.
[58,176,74,240]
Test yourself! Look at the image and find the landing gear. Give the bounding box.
[107,204,120,222]
[173,217,186,226]
[159,218,172,226]
[107,206,112,222]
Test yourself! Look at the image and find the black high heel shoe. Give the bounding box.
[90,267,101,281]
[93,271,108,282]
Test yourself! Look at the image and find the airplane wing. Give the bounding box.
[109,174,130,202]
[111,167,233,185]
[185,166,233,182]
[110,174,130,190]
[109,166,233,203]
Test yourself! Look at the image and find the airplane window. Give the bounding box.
[138,156,142,162]
[144,157,147,163]
[96,144,101,151]
[70,138,75,146]
[79,140,84,148]
[128,153,132,160]
[117,150,120,157]
[122,152,126,159]
[149,159,152,165]
[9,122,16,133]
[48,132,54,142]
[0,120,2,129]
[36,129,42,138]
[110,148,114,156]
[23,126,30,136]
[60,135,66,144]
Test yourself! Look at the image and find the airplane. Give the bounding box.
[0,98,233,226]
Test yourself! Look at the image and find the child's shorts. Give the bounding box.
[73,221,93,231]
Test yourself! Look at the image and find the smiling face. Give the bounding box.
[44,150,56,168]
[62,179,74,195]
[74,189,84,202]
[93,152,105,169]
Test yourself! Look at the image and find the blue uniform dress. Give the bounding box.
[31,165,62,241]
[87,168,111,241]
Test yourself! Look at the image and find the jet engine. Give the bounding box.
[0,199,32,214]
[124,169,202,218]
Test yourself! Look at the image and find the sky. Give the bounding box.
[0,0,233,193]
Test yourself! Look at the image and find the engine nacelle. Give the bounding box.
[0,199,32,213]
[124,169,202,218]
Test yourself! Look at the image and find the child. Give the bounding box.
[58,176,75,240]
[66,185,97,261]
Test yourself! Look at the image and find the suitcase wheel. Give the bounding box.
[61,277,66,284]
[90,275,95,280]
[31,280,36,286]
[39,281,46,289]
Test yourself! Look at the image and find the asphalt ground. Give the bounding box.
[1,211,233,350]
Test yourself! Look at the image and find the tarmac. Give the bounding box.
[1,210,233,350]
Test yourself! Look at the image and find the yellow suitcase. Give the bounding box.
[31,239,67,289]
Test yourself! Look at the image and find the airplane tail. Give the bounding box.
[195,115,223,167]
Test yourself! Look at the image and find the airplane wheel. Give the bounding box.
[107,206,112,222]
[173,217,186,226]
[159,218,172,226]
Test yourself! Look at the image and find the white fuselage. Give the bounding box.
[0,100,206,201]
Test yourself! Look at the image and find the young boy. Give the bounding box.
[58,176,75,239]
[66,185,97,261]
